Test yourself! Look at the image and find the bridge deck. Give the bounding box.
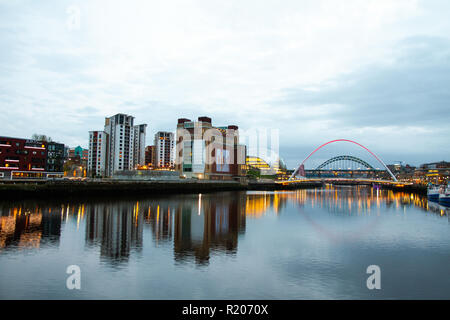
[277,178,412,186]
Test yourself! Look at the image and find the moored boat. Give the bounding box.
[438,184,450,207]
[427,184,440,202]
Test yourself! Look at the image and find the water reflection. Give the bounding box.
[174,193,246,264]
[85,202,144,263]
[0,206,61,250]
[1,187,448,263]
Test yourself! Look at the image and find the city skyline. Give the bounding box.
[1,0,450,168]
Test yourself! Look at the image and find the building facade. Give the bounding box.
[145,146,155,167]
[101,113,147,176]
[88,113,147,177]
[69,146,89,161]
[175,117,247,180]
[133,124,147,168]
[104,113,135,176]
[46,142,65,172]
[88,131,108,177]
[0,136,64,179]
[154,131,174,168]
[414,161,450,184]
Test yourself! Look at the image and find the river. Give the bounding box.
[1,185,449,299]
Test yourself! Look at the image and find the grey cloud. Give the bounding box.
[277,36,450,127]
[77,106,99,114]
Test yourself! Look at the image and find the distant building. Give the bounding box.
[88,131,108,177]
[154,131,174,168]
[415,161,450,184]
[246,156,274,175]
[145,146,155,167]
[246,156,288,180]
[64,146,70,160]
[69,146,89,161]
[133,124,147,168]
[420,161,450,170]
[175,116,247,180]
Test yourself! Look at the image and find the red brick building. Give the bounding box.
[0,136,64,179]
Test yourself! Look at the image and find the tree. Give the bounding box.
[32,134,52,142]
[247,168,261,179]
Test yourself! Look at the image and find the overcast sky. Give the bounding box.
[1,0,449,168]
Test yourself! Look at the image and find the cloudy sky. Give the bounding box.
[1,0,449,168]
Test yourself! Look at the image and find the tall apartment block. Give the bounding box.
[104,113,135,176]
[88,113,147,177]
[88,131,108,177]
[133,124,147,168]
[154,131,174,168]
[175,117,247,180]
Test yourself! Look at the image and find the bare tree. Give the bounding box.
[31,134,52,142]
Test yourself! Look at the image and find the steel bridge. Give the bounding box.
[315,155,375,170]
[287,139,398,183]
[304,155,387,179]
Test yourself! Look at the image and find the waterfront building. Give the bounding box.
[246,156,288,180]
[133,124,147,168]
[0,136,64,179]
[88,113,147,177]
[64,146,70,160]
[175,117,247,180]
[145,146,155,167]
[101,113,147,176]
[104,113,135,176]
[88,131,108,177]
[69,146,89,161]
[414,161,450,184]
[246,156,274,175]
[154,131,174,169]
[46,142,65,172]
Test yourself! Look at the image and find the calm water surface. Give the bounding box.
[1,186,450,299]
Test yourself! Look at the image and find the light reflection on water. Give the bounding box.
[0,186,449,299]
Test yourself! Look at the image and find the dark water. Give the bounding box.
[1,186,450,299]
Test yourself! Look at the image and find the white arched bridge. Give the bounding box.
[278,139,410,186]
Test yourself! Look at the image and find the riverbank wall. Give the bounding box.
[382,183,427,195]
[0,179,426,200]
[0,180,323,200]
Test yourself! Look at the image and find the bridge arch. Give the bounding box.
[289,139,397,181]
[315,155,376,170]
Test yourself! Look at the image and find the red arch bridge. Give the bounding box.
[277,139,412,186]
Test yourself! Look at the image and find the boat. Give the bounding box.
[427,184,440,202]
[438,184,450,207]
